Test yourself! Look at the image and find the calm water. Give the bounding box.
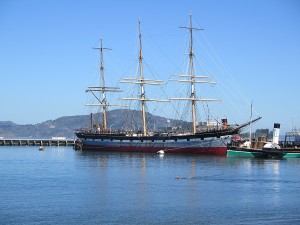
[0,146,299,224]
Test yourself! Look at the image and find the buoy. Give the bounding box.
[157,150,165,155]
[39,146,45,151]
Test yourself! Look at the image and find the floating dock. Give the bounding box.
[0,139,75,146]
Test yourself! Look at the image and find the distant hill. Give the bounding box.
[0,109,189,139]
[0,115,86,139]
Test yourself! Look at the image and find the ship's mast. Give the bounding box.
[188,15,197,134]
[170,13,220,134]
[86,36,122,131]
[138,19,147,136]
[249,100,253,145]
[121,18,168,136]
[99,37,109,129]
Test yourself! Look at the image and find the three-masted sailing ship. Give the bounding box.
[75,15,260,155]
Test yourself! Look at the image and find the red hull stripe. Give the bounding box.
[81,145,227,155]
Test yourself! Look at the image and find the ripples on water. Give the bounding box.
[0,146,299,224]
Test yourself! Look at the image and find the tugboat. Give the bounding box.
[227,123,300,158]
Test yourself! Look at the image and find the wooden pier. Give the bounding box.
[0,139,75,146]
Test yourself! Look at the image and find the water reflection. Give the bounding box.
[76,152,300,208]
[226,158,292,207]
[2,147,300,224]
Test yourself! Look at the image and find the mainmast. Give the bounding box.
[121,18,168,136]
[138,19,147,136]
[99,37,109,130]
[170,13,220,134]
[187,14,198,134]
[86,36,122,131]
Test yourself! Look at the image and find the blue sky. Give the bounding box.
[1,0,299,133]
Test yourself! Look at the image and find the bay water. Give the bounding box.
[0,146,299,224]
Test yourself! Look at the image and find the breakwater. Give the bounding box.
[0,139,75,146]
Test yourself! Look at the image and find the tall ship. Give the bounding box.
[75,14,260,155]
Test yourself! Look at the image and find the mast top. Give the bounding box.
[93,36,112,51]
[179,13,204,31]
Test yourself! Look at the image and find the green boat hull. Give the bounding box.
[282,153,300,158]
[227,149,300,158]
[227,149,265,158]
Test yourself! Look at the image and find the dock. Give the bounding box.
[0,139,75,146]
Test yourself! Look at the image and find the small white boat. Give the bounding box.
[39,146,45,151]
[157,150,165,155]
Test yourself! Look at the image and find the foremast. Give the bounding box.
[86,36,122,130]
[170,13,221,134]
[121,18,168,136]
